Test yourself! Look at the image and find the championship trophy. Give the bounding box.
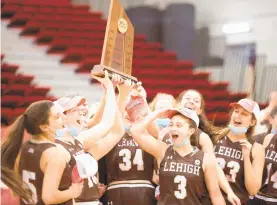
[91,0,138,82]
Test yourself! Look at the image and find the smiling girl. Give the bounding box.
[130,108,226,205]
[214,99,265,204]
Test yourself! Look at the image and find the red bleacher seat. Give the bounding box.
[7,84,32,96]
[1,84,9,95]
[28,86,50,96]
[1,72,16,84]
[1,63,19,73]
[1,95,23,108]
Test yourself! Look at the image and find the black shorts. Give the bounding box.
[247,196,277,205]
[104,183,156,205]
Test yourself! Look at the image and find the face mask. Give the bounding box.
[68,126,81,138]
[173,139,189,148]
[228,124,248,134]
[156,118,170,129]
[125,125,131,133]
[55,128,68,138]
[271,129,277,134]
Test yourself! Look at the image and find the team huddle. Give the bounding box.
[1,71,277,205]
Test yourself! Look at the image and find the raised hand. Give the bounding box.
[239,139,252,158]
[91,70,113,89]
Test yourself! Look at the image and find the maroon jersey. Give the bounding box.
[158,146,206,205]
[105,132,154,184]
[55,139,100,202]
[19,140,73,205]
[258,134,277,199]
[214,136,253,203]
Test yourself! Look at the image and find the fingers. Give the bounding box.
[229,199,236,205]
[235,197,241,205]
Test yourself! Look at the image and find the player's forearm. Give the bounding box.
[42,189,73,204]
[101,85,116,127]
[244,156,260,195]
[216,164,233,195]
[88,92,106,128]
[210,191,226,205]
[135,111,160,134]
[117,90,129,116]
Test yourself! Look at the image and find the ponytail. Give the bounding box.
[1,167,32,202]
[1,115,26,170]
[1,114,32,202]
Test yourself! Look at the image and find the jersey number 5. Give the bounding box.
[22,170,38,204]
[174,175,187,199]
[119,149,144,171]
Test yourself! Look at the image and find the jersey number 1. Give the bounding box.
[265,163,277,189]
[22,170,38,204]
[119,149,144,171]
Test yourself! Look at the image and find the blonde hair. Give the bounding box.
[149,93,176,111]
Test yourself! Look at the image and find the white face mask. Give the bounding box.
[228,124,248,134]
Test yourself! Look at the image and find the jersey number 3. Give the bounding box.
[174,175,187,199]
[119,149,144,171]
[22,170,38,204]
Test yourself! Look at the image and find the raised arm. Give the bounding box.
[88,106,125,160]
[203,153,226,205]
[42,147,83,204]
[87,78,131,160]
[130,110,168,163]
[78,71,117,151]
[87,91,106,128]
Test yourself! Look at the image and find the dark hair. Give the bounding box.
[1,100,53,201]
[1,167,32,201]
[177,89,217,143]
[177,89,206,113]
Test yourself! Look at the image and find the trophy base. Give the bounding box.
[91,65,138,83]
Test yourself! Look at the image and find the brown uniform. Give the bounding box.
[214,136,254,204]
[105,132,156,205]
[248,134,277,205]
[18,140,73,205]
[158,145,207,205]
[157,129,204,174]
[55,139,100,202]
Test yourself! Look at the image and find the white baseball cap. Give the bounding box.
[167,108,199,128]
[230,98,260,119]
[56,96,86,112]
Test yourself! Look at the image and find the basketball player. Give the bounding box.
[158,89,241,205]
[213,99,265,205]
[104,83,157,205]
[55,73,131,205]
[130,107,226,205]
[1,100,84,204]
[248,106,277,205]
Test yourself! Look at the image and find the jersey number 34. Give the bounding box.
[119,148,144,171]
